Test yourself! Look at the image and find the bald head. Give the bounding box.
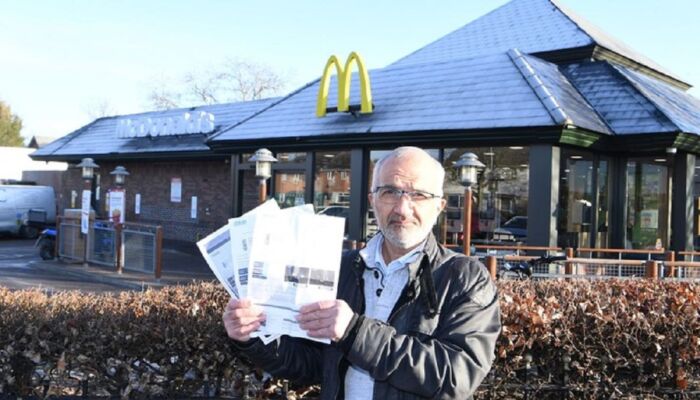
[371,147,445,195]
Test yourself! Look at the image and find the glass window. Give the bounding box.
[558,152,595,248]
[625,159,669,249]
[314,151,351,233]
[557,151,611,249]
[276,152,307,163]
[274,171,305,209]
[443,147,529,245]
[596,159,610,248]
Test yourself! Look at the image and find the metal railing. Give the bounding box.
[85,220,117,267]
[56,217,163,279]
[121,222,163,278]
[57,217,85,263]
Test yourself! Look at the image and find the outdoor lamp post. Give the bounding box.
[77,157,100,211]
[249,148,278,204]
[109,165,129,223]
[454,152,485,256]
[109,166,129,274]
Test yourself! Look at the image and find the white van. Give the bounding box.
[0,185,56,238]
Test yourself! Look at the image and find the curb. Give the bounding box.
[28,260,163,291]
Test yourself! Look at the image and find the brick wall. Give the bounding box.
[58,159,232,243]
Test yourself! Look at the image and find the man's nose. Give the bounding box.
[392,194,414,215]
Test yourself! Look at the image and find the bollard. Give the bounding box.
[565,247,574,275]
[665,250,675,278]
[645,260,658,279]
[486,256,498,280]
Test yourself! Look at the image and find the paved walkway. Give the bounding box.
[1,238,216,292]
[35,247,215,290]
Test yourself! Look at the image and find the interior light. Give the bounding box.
[509,146,524,150]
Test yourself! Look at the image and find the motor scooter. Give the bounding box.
[35,228,57,260]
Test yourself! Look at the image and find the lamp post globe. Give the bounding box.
[77,158,99,180]
[249,148,278,204]
[110,166,130,186]
[454,152,484,188]
[249,148,278,180]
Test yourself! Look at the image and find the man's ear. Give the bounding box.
[438,198,447,212]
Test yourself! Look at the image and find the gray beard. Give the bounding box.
[380,221,435,250]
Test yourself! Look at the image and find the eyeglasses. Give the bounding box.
[373,185,441,204]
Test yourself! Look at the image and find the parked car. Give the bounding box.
[318,205,349,233]
[318,205,349,219]
[0,185,56,238]
[493,216,527,241]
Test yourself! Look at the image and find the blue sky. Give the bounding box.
[2,0,699,141]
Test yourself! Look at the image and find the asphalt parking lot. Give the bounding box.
[0,236,215,293]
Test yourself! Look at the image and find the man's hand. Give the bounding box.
[222,298,265,342]
[297,300,355,342]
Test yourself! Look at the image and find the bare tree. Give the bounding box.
[148,58,287,110]
[83,99,117,120]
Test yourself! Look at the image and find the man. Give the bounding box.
[223,146,500,399]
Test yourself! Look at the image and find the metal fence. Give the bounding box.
[56,217,162,278]
[57,217,85,262]
[85,221,117,267]
[477,253,700,281]
[121,222,162,277]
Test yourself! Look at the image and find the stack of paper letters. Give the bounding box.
[197,200,346,344]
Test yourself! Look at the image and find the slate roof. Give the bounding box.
[614,66,700,135]
[563,61,700,135]
[391,0,684,85]
[209,50,611,145]
[31,99,278,160]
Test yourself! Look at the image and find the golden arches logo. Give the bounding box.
[316,52,373,118]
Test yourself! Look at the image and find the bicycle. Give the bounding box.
[498,255,567,279]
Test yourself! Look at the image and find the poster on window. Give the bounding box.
[109,189,126,224]
[640,209,658,229]
[191,196,197,219]
[171,178,182,202]
[135,193,141,215]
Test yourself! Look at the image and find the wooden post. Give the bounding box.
[565,247,574,275]
[645,260,658,279]
[258,179,267,204]
[55,215,61,260]
[486,256,498,280]
[441,212,447,246]
[665,251,675,278]
[463,186,473,256]
[154,226,163,280]
[115,223,123,274]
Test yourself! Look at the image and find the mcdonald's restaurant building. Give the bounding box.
[33,0,700,255]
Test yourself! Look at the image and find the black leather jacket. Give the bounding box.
[233,234,501,399]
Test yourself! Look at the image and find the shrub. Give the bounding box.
[0,279,697,398]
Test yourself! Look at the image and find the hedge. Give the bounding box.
[0,279,698,398]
